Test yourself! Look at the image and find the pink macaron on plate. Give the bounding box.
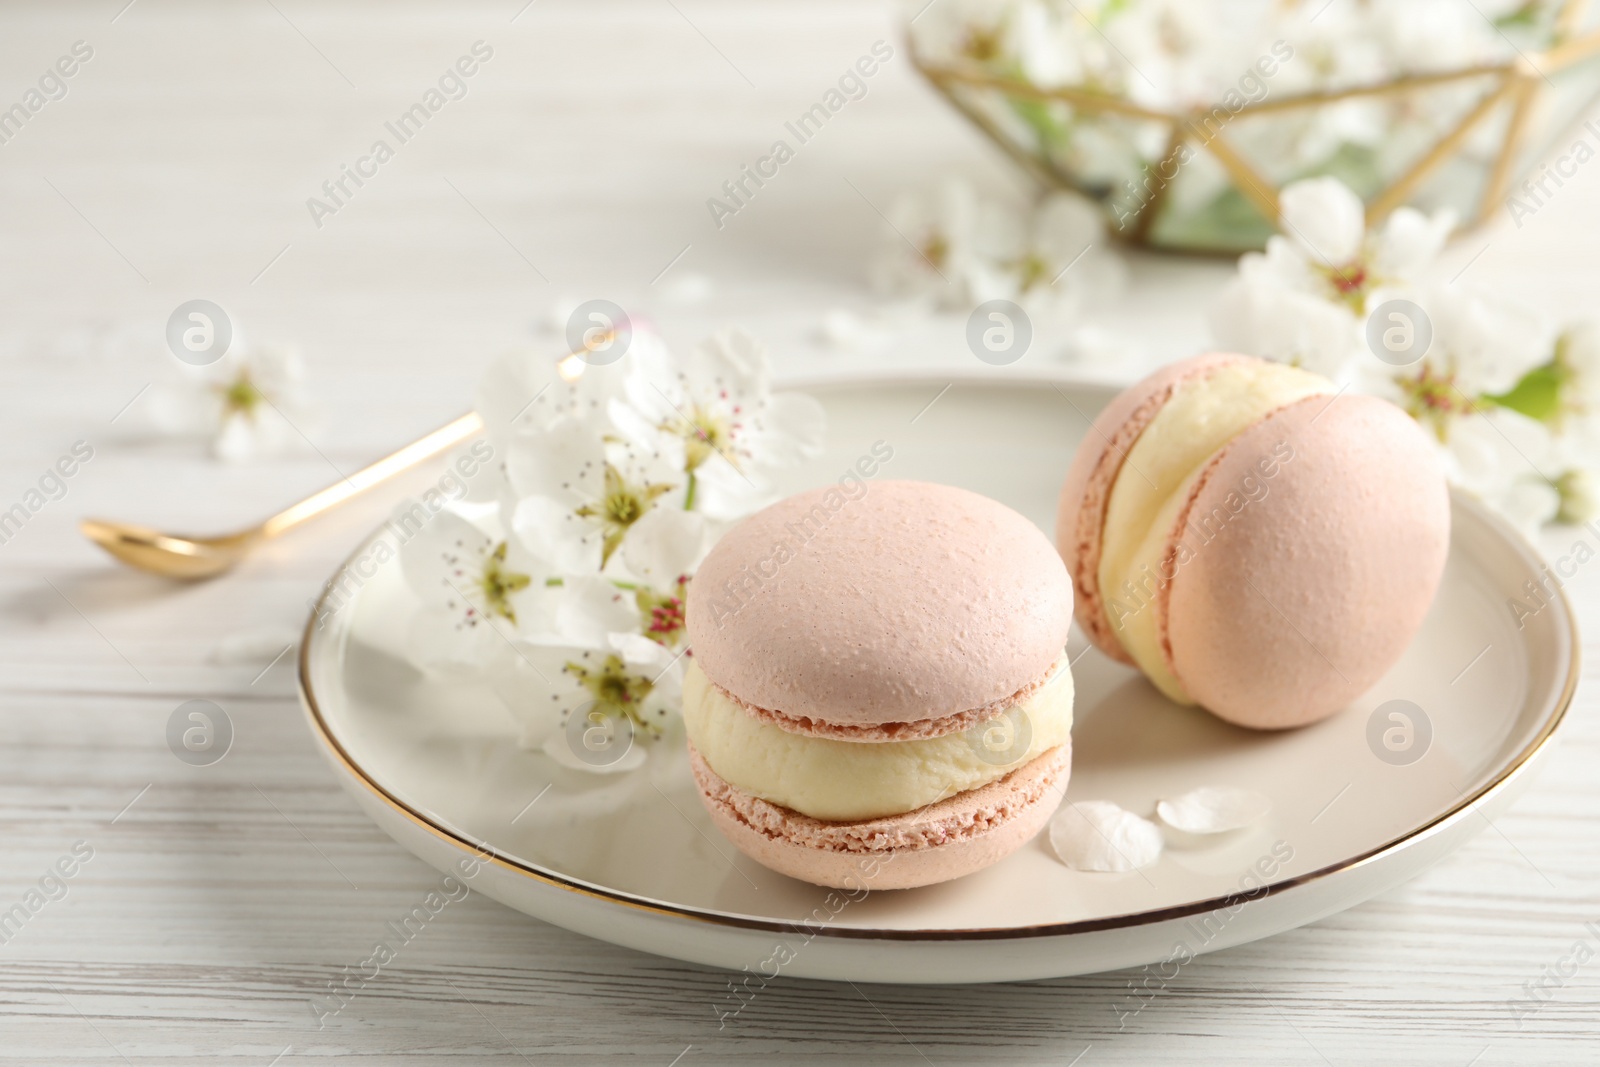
[298,373,1578,984]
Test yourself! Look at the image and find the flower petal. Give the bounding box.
[695,328,772,399]
[755,391,828,467]
[505,419,606,502]
[1372,207,1455,280]
[1156,786,1273,834]
[511,495,602,575]
[476,344,626,439]
[1279,177,1365,266]
[554,576,640,648]
[1049,800,1164,873]
[404,607,514,678]
[1211,275,1359,380]
[399,508,498,610]
[621,505,709,587]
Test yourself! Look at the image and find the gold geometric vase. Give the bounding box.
[911,1,1600,253]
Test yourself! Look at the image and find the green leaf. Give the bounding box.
[1485,361,1565,424]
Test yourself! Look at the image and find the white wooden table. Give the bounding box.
[2,1,1597,1062]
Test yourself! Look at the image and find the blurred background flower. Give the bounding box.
[145,341,317,462]
[1210,174,1598,534]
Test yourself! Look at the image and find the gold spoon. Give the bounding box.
[81,330,620,580]
[81,412,484,579]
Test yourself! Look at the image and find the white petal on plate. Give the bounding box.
[1156,787,1273,835]
[1048,800,1163,873]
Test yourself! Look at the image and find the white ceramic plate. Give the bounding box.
[298,373,1578,984]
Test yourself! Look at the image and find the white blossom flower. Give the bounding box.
[147,343,316,462]
[475,324,674,444]
[513,632,687,773]
[505,416,690,575]
[416,324,823,774]
[398,505,551,677]
[1367,291,1560,538]
[872,178,1017,309]
[1212,268,1359,379]
[1213,177,1455,379]
[1476,319,1600,526]
[528,535,696,655]
[873,180,1118,313]
[1278,177,1368,267]
[1103,0,1244,111]
[1212,173,1594,534]
[1009,0,1084,89]
[1000,192,1119,312]
[908,0,1027,71]
[906,0,1565,200]
[491,564,693,773]
[476,341,621,443]
[1276,178,1455,304]
[620,329,825,520]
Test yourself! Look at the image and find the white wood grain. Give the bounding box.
[1,0,1598,1063]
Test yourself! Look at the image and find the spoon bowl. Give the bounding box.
[79,519,259,580]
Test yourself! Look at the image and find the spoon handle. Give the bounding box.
[259,412,484,538]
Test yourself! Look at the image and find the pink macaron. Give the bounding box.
[1059,353,1451,729]
[684,479,1075,890]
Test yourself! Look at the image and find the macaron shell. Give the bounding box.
[1057,353,1246,665]
[1159,393,1450,729]
[710,666,1059,742]
[687,480,1073,726]
[689,743,1071,890]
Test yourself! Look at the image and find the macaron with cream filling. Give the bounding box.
[1058,353,1451,729]
[684,479,1075,889]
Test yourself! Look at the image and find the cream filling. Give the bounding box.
[1097,361,1331,703]
[682,656,1074,822]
